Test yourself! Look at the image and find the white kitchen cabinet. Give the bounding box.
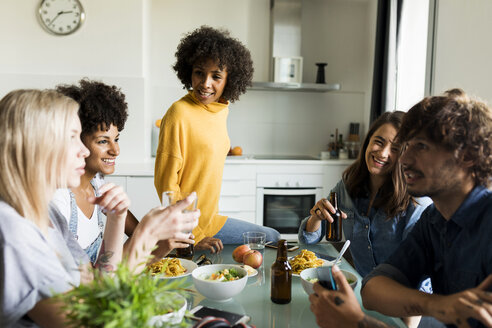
[106,160,351,224]
[105,175,161,221]
[322,163,350,196]
[219,164,257,223]
[104,176,127,191]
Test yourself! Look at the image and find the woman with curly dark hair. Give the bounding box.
[53,79,195,264]
[155,26,279,253]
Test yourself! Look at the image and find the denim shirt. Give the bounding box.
[298,180,432,277]
[363,186,492,328]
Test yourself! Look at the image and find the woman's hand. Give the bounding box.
[88,183,130,220]
[195,236,223,253]
[305,198,347,233]
[149,235,196,263]
[125,193,199,272]
[141,192,200,242]
[310,198,347,223]
[309,265,367,328]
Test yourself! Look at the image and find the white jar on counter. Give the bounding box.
[338,147,348,160]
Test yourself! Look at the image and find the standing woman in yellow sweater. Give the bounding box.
[155,26,280,253]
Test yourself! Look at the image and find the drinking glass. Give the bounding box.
[162,191,197,259]
[243,231,266,251]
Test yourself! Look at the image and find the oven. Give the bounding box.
[256,173,324,241]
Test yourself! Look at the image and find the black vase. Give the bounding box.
[315,63,327,84]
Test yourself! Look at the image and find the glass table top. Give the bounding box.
[180,243,406,328]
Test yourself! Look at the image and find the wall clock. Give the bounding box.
[38,0,85,36]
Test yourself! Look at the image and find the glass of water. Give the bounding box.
[243,231,266,251]
[162,191,197,259]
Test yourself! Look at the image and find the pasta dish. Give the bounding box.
[149,258,187,277]
[289,249,324,274]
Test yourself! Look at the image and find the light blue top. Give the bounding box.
[0,201,89,327]
[298,180,432,277]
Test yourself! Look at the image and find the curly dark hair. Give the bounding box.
[398,88,492,187]
[56,78,128,137]
[343,111,414,218]
[173,25,254,103]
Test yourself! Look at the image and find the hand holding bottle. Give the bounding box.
[310,198,347,223]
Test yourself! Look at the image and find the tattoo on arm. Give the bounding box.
[403,304,424,316]
[357,315,392,328]
[94,241,114,272]
[473,299,483,306]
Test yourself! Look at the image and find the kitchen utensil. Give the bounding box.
[334,240,351,265]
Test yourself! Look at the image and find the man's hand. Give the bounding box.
[309,265,371,328]
[428,274,492,328]
[195,236,223,253]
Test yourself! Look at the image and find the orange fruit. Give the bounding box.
[231,146,242,156]
[155,119,162,128]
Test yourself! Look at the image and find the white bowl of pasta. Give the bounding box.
[192,264,248,302]
[148,258,198,279]
[300,267,358,295]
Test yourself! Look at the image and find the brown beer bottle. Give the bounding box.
[176,243,194,259]
[270,239,292,304]
[326,192,342,242]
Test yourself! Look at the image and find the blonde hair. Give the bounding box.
[0,89,79,232]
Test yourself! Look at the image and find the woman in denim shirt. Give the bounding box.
[299,111,432,278]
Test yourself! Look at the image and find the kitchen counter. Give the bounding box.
[112,157,354,176]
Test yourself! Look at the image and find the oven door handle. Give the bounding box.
[260,188,320,196]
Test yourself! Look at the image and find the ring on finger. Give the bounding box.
[315,208,321,215]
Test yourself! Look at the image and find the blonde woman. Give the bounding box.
[0,89,199,327]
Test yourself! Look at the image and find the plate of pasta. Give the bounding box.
[289,249,334,276]
[148,258,198,279]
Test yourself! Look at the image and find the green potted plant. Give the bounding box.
[56,261,190,328]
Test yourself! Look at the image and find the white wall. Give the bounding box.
[0,0,376,162]
[431,0,492,104]
[0,0,148,163]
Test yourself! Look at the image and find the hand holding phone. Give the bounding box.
[317,266,337,290]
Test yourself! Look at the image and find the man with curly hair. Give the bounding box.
[357,89,492,327]
[309,89,492,328]
[155,26,280,253]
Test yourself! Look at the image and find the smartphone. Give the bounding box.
[190,306,250,325]
[265,241,299,252]
[317,266,337,290]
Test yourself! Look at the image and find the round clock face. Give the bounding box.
[38,0,85,35]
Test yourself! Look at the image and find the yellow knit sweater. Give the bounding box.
[154,92,230,243]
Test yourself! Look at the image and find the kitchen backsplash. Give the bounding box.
[231,90,365,157]
[152,87,366,158]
